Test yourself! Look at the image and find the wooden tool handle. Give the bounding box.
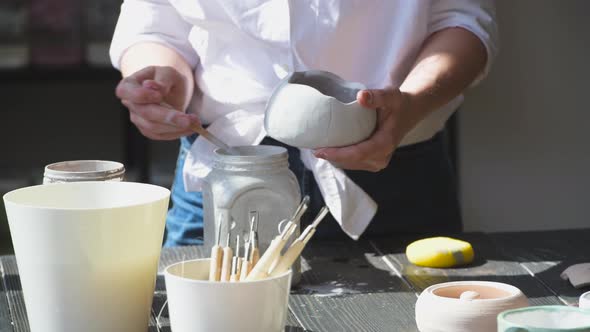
[220,247,233,282]
[230,257,243,282]
[209,245,223,282]
[269,240,305,277]
[240,260,251,280]
[251,247,260,267]
[246,237,286,281]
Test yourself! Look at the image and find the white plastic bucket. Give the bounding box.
[164,258,292,332]
[3,182,170,332]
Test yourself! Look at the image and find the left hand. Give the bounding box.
[313,87,418,172]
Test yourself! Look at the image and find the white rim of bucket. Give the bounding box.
[164,258,292,285]
[2,181,170,212]
[423,280,524,303]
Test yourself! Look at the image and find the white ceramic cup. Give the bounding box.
[164,258,292,332]
[581,291,590,310]
[3,182,170,332]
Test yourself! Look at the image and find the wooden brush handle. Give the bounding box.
[209,245,223,281]
[220,247,233,282]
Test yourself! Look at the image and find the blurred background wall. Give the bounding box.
[0,0,178,254]
[0,0,589,253]
[459,0,590,231]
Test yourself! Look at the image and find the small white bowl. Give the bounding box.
[164,258,292,332]
[264,70,377,149]
[415,281,529,332]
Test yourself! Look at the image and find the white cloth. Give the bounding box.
[110,0,498,239]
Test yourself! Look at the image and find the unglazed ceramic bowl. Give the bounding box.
[498,305,590,331]
[264,70,377,149]
[415,281,529,332]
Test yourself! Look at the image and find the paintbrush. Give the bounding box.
[159,102,239,154]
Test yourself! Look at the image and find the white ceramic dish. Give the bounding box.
[415,281,529,332]
[498,305,590,331]
[264,70,376,149]
[164,258,292,332]
[3,182,170,332]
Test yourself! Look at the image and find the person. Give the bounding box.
[110,1,498,246]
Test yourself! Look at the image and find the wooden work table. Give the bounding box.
[1,229,589,331]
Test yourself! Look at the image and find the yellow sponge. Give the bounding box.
[406,237,474,268]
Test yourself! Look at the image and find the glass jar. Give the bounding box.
[43,160,125,184]
[202,145,301,280]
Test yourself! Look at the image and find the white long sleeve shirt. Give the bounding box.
[111,0,498,239]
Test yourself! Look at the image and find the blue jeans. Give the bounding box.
[163,134,203,247]
[163,131,461,246]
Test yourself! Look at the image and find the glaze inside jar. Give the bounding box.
[433,285,512,299]
[502,307,590,328]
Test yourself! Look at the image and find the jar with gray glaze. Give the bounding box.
[43,160,125,184]
[202,145,301,281]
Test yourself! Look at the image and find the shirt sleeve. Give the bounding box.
[109,0,199,70]
[428,0,499,85]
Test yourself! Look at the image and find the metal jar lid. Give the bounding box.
[43,160,125,183]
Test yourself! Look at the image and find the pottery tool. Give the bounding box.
[220,223,234,281]
[240,236,252,280]
[208,217,223,281]
[269,206,329,277]
[406,237,474,268]
[160,102,239,154]
[248,211,260,267]
[246,198,310,281]
[230,235,242,282]
[268,196,311,271]
[245,221,297,281]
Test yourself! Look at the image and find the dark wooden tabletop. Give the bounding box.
[1,230,589,332]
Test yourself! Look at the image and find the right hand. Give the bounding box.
[115,66,199,140]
